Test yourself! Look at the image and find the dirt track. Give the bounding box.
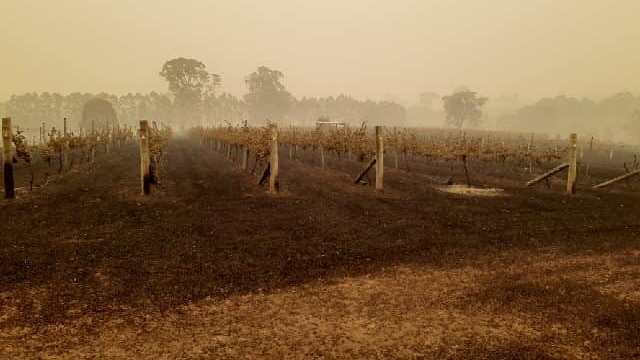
[1,139,639,359]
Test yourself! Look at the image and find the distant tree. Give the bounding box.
[286,94,408,126]
[419,92,440,110]
[243,66,292,122]
[40,92,65,121]
[1,92,178,134]
[497,95,597,134]
[492,93,519,110]
[60,92,93,128]
[203,92,245,124]
[80,97,118,131]
[148,92,174,125]
[160,58,219,123]
[4,93,43,126]
[206,73,222,97]
[442,90,488,129]
[363,100,407,125]
[624,110,640,139]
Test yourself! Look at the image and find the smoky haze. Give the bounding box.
[1,0,640,141]
[2,0,639,102]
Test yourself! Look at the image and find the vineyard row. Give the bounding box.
[1,117,171,199]
[188,122,640,195]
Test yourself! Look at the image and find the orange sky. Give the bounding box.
[1,0,639,104]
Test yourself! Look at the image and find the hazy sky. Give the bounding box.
[2,0,639,104]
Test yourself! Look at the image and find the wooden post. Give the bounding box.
[609,147,614,164]
[462,154,471,186]
[269,124,279,194]
[105,122,110,154]
[258,162,271,185]
[139,120,151,195]
[527,133,534,174]
[393,127,398,169]
[2,118,15,199]
[242,146,249,171]
[375,126,384,192]
[292,127,296,160]
[567,133,578,195]
[115,124,120,148]
[394,150,399,169]
[289,126,293,160]
[354,158,376,184]
[62,117,70,172]
[526,163,569,187]
[320,146,325,169]
[593,169,640,189]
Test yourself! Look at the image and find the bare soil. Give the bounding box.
[1,139,639,359]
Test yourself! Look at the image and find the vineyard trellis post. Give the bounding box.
[526,163,569,187]
[139,120,152,195]
[90,121,96,163]
[106,121,111,154]
[594,169,640,189]
[375,125,384,192]
[609,146,614,164]
[393,127,399,169]
[269,123,279,194]
[527,133,534,174]
[2,117,15,199]
[62,117,70,172]
[242,146,249,171]
[347,125,352,161]
[566,133,578,195]
[288,125,293,159]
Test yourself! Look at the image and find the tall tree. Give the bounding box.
[243,66,292,122]
[442,90,488,129]
[160,58,218,123]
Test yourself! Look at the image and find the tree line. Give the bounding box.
[1,57,638,144]
[0,58,408,133]
[498,92,640,142]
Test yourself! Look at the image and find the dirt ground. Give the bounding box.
[1,139,639,359]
